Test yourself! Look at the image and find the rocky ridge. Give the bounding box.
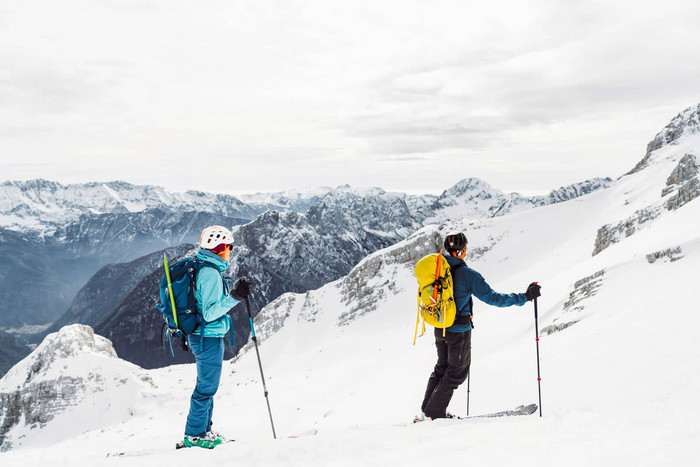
[593,108,700,257]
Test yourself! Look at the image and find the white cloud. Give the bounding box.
[1,0,699,195]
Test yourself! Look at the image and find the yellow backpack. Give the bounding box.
[413,251,458,345]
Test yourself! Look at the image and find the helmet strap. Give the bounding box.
[211,243,232,261]
[217,248,231,261]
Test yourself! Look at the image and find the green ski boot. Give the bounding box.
[176,431,226,449]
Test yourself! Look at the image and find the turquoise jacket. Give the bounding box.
[444,252,528,333]
[192,248,239,338]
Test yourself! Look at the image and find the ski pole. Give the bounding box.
[466,371,471,416]
[533,289,543,417]
[244,296,277,439]
[467,316,474,416]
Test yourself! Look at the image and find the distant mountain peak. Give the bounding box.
[651,103,700,149]
[443,177,500,197]
[629,103,700,175]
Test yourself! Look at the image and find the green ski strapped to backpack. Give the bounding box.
[413,250,461,345]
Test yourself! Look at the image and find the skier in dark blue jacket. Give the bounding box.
[420,231,541,419]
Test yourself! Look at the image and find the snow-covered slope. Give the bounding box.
[0,325,154,452]
[1,105,699,466]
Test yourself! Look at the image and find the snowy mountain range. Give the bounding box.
[0,177,608,236]
[0,103,699,465]
[1,168,609,373]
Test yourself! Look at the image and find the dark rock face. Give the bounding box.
[41,244,196,340]
[539,269,606,336]
[94,191,426,369]
[0,331,29,378]
[0,210,245,331]
[94,263,199,368]
[665,154,698,187]
[646,246,683,264]
[592,207,661,256]
[664,154,700,211]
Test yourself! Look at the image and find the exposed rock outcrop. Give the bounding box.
[0,325,152,451]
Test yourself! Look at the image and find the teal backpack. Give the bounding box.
[156,255,211,355]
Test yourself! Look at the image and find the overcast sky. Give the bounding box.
[1,0,699,196]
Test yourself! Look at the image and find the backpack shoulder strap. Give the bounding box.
[191,259,220,284]
[449,261,474,323]
[191,259,228,309]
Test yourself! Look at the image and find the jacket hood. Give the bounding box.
[196,247,229,272]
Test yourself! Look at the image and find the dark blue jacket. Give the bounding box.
[444,252,528,333]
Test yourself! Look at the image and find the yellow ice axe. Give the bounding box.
[163,254,178,328]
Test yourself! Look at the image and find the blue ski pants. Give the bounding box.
[184,336,225,437]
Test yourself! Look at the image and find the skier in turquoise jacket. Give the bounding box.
[179,225,251,450]
[420,231,541,420]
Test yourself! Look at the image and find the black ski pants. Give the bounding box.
[421,328,472,419]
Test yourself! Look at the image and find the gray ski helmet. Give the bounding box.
[444,231,468,253]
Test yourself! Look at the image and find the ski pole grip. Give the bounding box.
[531,282,539,317]
[244,296,253,318]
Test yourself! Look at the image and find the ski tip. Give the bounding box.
[287,429,318,438]
[456,402,539,419]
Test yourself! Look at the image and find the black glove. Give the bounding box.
[232,277,251,300]
[525,282,541,301]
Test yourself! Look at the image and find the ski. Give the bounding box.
[458,403,538,419]
[107,439,235,457]
[107,446,174,458]
[411,403,538,424]
[287,428,318,438]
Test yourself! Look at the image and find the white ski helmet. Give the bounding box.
[199,225,234,250]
